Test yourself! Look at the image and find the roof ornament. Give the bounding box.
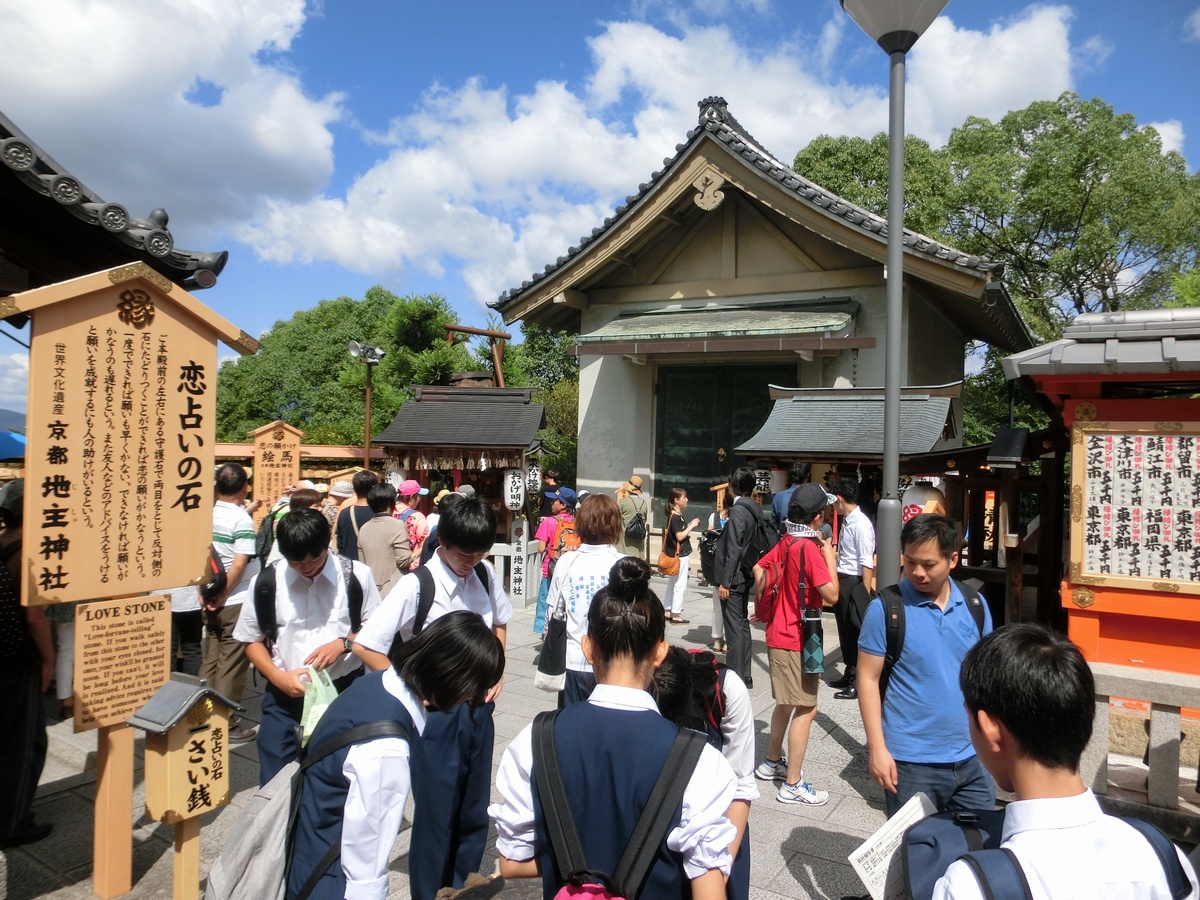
[698,96,730,124]
[692,167,726,211]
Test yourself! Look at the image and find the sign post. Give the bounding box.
[7,262,257,898]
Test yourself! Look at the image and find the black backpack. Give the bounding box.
[624,499,648,543]
[408,561,490,639]
[697,528,721,584]
[254,555,364,651]
[877,579,986,700]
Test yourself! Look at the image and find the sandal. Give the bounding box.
[670,615,690,624]
[711,640,726,654]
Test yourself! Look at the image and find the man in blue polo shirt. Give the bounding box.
[856,514,994,816]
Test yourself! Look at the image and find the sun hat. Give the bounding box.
[329,480,354,499]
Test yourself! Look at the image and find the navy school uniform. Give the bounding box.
[534,704,692,900]
[288,670,419,900]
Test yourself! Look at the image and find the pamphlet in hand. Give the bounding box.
[848,791,937,900]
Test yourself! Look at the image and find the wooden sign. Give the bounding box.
[9,263,257,605]
[1070,421,1200,594]
[75,595,171,730]
[143,697,233,823]
[250,420,303,525]
[510,516,527,601]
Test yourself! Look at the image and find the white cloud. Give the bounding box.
[907,6,1075,143]
[0,0,343,243]
[0,351,29,414]
[1146,120,1186,157]
[1185,7,1200,41]
[1,1,1087,312]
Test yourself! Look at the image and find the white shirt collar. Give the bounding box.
[588,683,660,713]
[381,666,429,735]
[281,550,338,590]
[1002,788,1103,840]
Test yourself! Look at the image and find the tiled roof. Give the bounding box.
[0,111,227,292]
[1003,309,1200,378]
[735,391,952,459]
[373,386,545,448]
[492,97,1033,350]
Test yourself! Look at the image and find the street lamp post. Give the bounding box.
[841,0,949,586]
[348,340,386,469]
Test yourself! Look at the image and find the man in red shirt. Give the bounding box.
[752,483,839,805]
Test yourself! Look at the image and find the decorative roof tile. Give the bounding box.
[0,110,227,292]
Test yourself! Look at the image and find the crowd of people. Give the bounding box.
[2,461,1197,900]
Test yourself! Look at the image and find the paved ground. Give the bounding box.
[3,572,893,900]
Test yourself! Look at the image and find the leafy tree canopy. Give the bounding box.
[216,287,470,444]
[792,93,1200,442]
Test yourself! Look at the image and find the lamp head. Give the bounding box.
[348,340,363,358]
[840,0,950,54]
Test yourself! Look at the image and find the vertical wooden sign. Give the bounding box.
[16,264,256,605]
[250,420,304,526]
[7,263,257,899]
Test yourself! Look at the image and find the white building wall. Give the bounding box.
[576,353,655,499]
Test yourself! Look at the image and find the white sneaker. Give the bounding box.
[777,780,829,806]
[754,758,788,781]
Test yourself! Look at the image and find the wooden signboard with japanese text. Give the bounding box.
[250,420,303,526]
[1070,421,1200,595]
[11,263,257,605]
[75,595,172,730]
[143,697,232,823]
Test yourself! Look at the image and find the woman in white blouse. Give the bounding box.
[543,492,626,706]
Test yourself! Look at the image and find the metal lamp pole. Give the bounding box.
[841,0,949,586]
[349,341,385,470]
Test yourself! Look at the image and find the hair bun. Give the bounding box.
[608,556,651,600]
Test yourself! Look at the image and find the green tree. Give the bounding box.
[516,321,579,389]
[791,93,1200,443]
[536,378,579,484]
[946,93,1200,335]
[215,288,469,444]
[793,132,955,239]
[1168,268,1200,307]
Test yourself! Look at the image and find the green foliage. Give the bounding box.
[793,133,955,239]
[962,346,1049,446]
[535,379,579,484]
[1168,268,1200,307]
[517,321,579,389]
[216,287,465,445]
[792,93,1200,444]
[945,93,1200,336]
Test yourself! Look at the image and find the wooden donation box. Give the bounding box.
[129,673,242,823]
[1065,400,1200,673]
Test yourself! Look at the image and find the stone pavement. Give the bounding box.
[3,571,886,900]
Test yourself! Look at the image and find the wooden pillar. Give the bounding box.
[173,817,202,900]
[93,723,134,899]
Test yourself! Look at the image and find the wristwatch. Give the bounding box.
[341,636,354,653]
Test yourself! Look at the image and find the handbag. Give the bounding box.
[535,554,577,692]
[656,514,681,577]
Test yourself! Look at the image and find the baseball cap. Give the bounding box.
[790,483,837,521]
[555,487,577,506]
[398,479,429,497]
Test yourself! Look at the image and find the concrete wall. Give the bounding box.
[576,352,655,499]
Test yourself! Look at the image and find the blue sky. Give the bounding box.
[1,0,1198,412]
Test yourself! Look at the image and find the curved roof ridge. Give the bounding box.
[492,96,1007,310]
[0,110,227,291]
